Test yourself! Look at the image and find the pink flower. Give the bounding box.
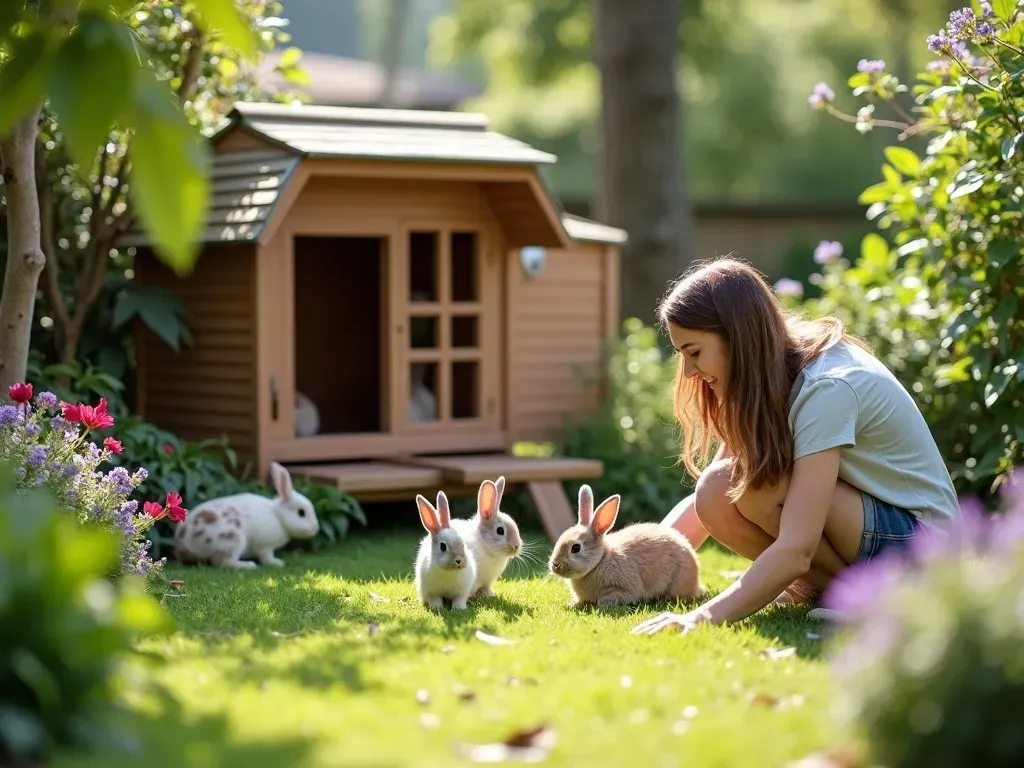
[773,278,804,298]
[61,397,114,431]
[8,383,32,403]
[103,437,123,455]
[813,240,843,264]
[144,501,164,518]
[165,491,187,522]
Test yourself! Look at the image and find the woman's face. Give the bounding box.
[667,323,728,398]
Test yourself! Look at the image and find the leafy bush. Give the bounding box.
[557,318,690,525]
[806,2,1024,499]
[823,469,1024,767]
[291,478,368,550]
[0,458,172,766]
[0,383,183,579]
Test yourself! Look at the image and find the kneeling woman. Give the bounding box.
[633,258,959,636]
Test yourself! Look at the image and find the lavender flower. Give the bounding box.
[13,467,26,480]
[813,240,844,264]
[773,278,804,297]
[808,82,835,109]
[25,445,48,468]
[35,390,58,409]
[857,58,886,75]
[0,405,19,427]
[103,466,134,497]
[49,416,69,431]
[927,30,951,53]
[25,423,40,437]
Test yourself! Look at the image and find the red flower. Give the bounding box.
[103,437,123,455]
[8,383,32,403]
[165,491,187,523]
[162,443,175,455]
[60,397,114,431]
[143,501,164,518]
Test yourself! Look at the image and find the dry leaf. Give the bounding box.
[806,632,822,640]
[457,689,477,703]
[416,689,431,706]
[168,579,185,590]
[475,629,515,646]
[760,646,797,660]
[750,692,805,710]
[807,607,844,622]
[420,713,440,730]
[456,723,558,763]
[398,596,412,604]
[369,591,390,603]
[441,644,456,654]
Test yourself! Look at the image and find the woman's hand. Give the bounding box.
[630,609,711,636]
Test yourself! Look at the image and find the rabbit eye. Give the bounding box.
[440,542,447,552]
[298,509,306,517]
[570,543,581,554]
[496,526,505,536]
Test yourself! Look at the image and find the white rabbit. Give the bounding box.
[173,462,320,568]
[414,490,477,610]
[295,390,320,437]
[449,476,522,598]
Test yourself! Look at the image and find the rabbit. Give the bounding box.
[449,476,523,598]
[414,490,477,610]
[548,484,704,607]
[173,461,320,568]
[295,390,320,437]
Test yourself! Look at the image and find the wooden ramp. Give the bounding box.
[286,453,603,541]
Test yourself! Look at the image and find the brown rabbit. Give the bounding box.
[548,484,704,607]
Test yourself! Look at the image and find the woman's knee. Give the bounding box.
[694,459,734,531]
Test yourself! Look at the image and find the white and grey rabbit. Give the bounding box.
[294,390,320,437]
[414,490,477,610]
[173,461,320,568]
[449,476,522,598]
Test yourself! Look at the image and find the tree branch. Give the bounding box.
[177,23,206,103]
[37,137,70,337]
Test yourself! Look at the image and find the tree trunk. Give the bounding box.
[594,0,695,325]
[377,0,410,107]
[0,106,46,394]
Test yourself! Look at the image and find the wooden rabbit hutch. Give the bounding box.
[118,101,627,540]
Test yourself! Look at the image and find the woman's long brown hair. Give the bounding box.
[657,257,870,502]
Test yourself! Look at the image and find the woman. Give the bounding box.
[631,258,959,636]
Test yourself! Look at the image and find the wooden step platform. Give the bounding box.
[286,452,603,541]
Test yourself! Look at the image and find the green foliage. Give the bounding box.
[825,488,1024,767]
[806,6,1024,498]
[112,287,193,353]
[557,318,690,525]
[26,354,129,418]
[291,477,368,551]
[0,459,172,766]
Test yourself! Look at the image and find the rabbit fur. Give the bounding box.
[173,462,319,568]
[294,390,320,437]
[414,491,477,610]
[548,484,704,607]
[449,476,522,598]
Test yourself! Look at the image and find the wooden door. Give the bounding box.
[393,223,502,437]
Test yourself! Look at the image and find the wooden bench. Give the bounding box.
[286,453,603,541]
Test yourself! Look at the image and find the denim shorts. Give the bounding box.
[855,491,922,562]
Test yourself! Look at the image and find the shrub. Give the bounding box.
[823,469,1024,767]
[557,318,691,525]
[0,458,173,766]
[0,383,184,580]
[806,2,1024,500]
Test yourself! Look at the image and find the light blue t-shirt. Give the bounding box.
[787,339,959,526]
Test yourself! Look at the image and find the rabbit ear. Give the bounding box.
[435,490,451,527]
[477,479,498,521]
[494,475,506,505]
[416,494,441,534]
[578,484,594,526]
[270,462,294,502]
[590,494,620,536]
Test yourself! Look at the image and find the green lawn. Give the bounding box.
[57,529,851,768]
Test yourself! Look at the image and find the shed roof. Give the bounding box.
[218,101,558,166]
[118,102,627,249]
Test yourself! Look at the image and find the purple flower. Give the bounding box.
[927,30,951,53]
[979,1,994,17]
[948,8,975,39]
[808,82,835,109]
[857,59,886,75]
[25,445,48,468]
[133,467,148,483]
[0,405,19,427]
[50,416,69,432]
[813,240,844,264]
[773,278,804,298]
[1000,467,1024,508]
[62,462,80,479]
[823,552,906,618]
[35,391,58,409]
[24,423,40,437]
[104,466,134,497]
[13,467,26,481]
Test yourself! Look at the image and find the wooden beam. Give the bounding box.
[527,481,578,542]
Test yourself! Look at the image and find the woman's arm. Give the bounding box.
[690,447,840,625]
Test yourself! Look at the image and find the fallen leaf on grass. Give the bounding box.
[475,629,515,646]
[416,689,431,706]
[168,579,185,590]
[457,688,477,703]
[441,644,456,654]
[368,622,379,636]
[807,607,844,622]
[749,692,805,710]
[420,713,440,730]
[369,591,390,603]
[760,646,797,660]
[806,631,822,640]
[456,723,558,763]
[398,596,412,604]
[507,676,538,687]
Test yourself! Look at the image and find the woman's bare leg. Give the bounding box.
[692,459,865,592]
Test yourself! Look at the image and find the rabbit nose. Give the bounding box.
[454,557,463,566]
